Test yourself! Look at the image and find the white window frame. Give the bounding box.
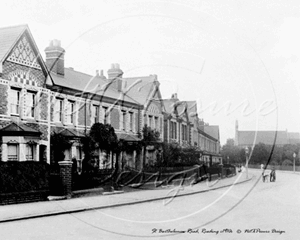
[103,106,108,124]
[154,116,158,130]
[25,91,36,118]
[149,115,153,129]
[10,88,21,116]
[7,143,19,161]
[122,111,126,130]
[92,105,99,125]
[54,98,63,122]
[129,112,133,131]
[66,100,75,124]
[26,143,35,161]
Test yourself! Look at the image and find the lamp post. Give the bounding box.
[293,152,296,173]
[245,147,249,179]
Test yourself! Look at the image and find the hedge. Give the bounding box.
[0,161,50,194]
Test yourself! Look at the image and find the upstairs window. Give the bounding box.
[154,117,158,130]
[25,91,35,118]
[103,107,108,124]
[129,112,133,131]
[182,125,188,141]
[149,115,153,129]
[92,105,99,125]
[170,121,177,140]
[66,101,75,124]
[122,111,126,130]
[54,98,63,122]
[10,88,20,115]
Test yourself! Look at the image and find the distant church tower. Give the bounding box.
[235,120,239,146]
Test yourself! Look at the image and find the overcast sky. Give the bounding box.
[1,0,300,144]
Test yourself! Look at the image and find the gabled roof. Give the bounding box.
[204,125,220,141]
[60,128,85,138]
[0,25,27,62]
[237,131,288,146]
[51,126,85,138]
[162,98,191,119]
[50,68,140,105]
[0,122,41,136]
[0,24,50,79]
[124,75,157,106]
[116,133,140,142]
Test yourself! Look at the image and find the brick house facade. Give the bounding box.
[0,25,51,163]
[0,24,221,169]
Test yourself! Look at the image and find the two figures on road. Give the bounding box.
[261,164,276,182]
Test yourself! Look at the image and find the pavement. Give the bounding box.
[0,171,253,223]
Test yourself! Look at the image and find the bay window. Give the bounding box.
[8,143,19,161]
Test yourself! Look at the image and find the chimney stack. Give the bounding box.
[107,63,123,79]
[45,39,65,75]
[107,63,123,91]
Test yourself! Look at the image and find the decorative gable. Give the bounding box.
[7,34,41,70]
[8,69,38,86]
[148,102,161,114]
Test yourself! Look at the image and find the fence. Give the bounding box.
[248,164,300,172]
[0,161,50,205]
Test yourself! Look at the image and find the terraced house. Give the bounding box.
[0,25,51,163]
[0,24,221,169]
[45,38,164,170]
[163,94,221,166]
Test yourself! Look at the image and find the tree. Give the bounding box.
[221,138,243,164]
[81,123,118,173]
[250,143,270,165]
[140,125,160,168]
[89,123,118,152]
[160,142,181,167]
[50,132,72,165]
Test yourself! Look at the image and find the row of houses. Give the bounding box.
[0,25,222,170]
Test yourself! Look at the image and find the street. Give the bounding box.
[0,169,299,240]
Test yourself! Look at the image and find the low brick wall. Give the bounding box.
[0,161,50,205]
[0,190,49,205]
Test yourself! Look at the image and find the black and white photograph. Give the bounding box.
[0,0,299,239]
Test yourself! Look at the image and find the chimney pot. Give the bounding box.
[96,70,99,76]
[45,39,65,75]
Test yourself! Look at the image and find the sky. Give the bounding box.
[1,0,300,145]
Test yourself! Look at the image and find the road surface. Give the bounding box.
[0,169,299,239]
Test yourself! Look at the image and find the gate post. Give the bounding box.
[58,160,72,198]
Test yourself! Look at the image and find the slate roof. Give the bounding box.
[162,99,197,120]
[123,76,156,105]
[0,25,27,62]
[50,68,140,105]
[237,131,289,146]
[0,24,50,78]
[0,122,41,136]
[162,99,177,114]
[204,125,220,141]
[116,133,140,142]
[51,126,85,138]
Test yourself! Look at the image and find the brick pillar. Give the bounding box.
[58,160,72,197]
